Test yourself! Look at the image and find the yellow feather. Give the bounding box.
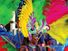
[47,14,68,44]
[19,0,33,37]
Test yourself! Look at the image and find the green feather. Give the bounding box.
[33,0,46,26]
[0,0,20,25]
[6,0,20,10]
[3,43,17,51]
[0,6,12,25]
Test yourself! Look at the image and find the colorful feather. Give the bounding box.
[33,0,46,26]
[43,0,68,44]
[0,0,20,25]
[19,0,33,37]
[47,15,68,44]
